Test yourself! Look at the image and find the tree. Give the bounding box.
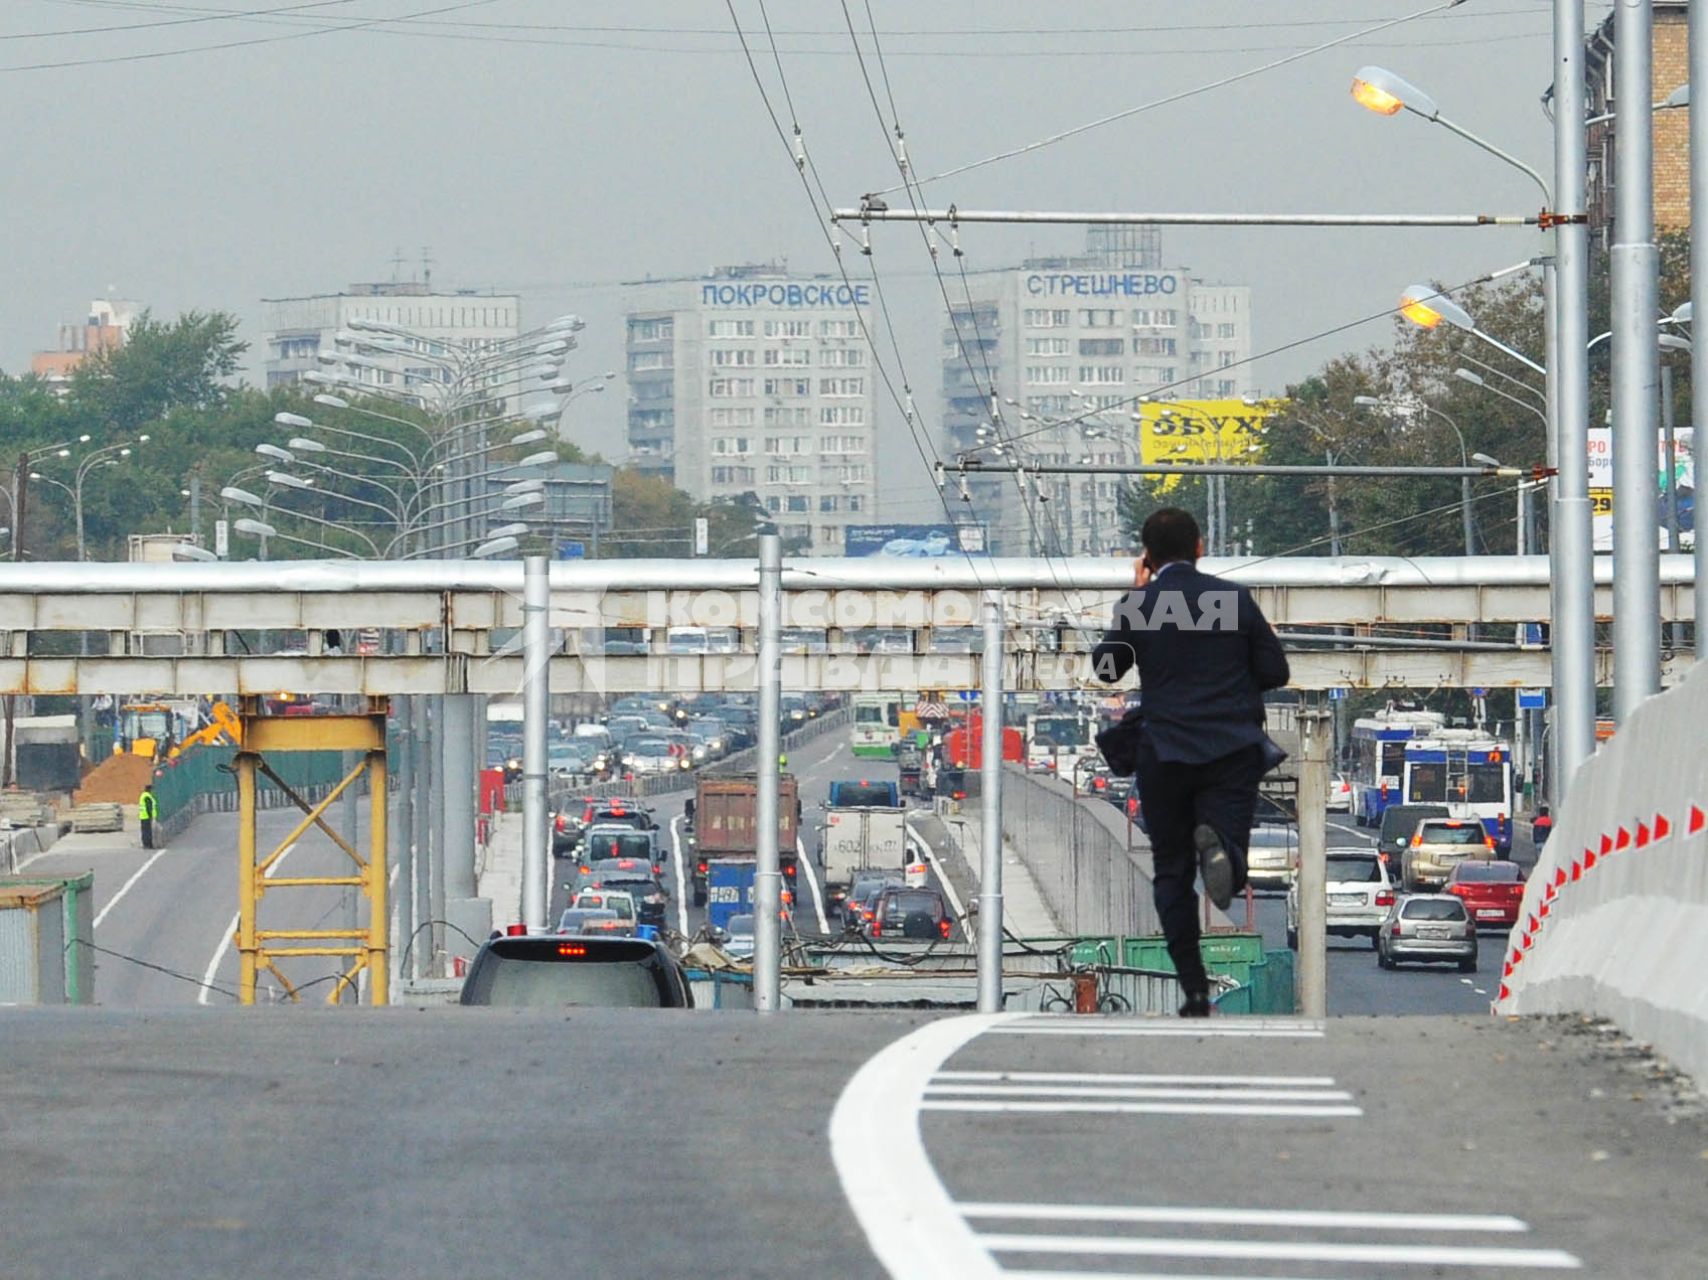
[70,310,246,434]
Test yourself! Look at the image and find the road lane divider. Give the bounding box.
[668,814,690,935]
[795,836,830,932]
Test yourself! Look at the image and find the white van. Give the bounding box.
[573,724,616,755]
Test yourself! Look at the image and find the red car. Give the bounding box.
[1443,859,1526,927]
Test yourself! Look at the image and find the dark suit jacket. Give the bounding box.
[1091,562,1290,766]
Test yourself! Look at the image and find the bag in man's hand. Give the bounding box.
[1095,706,1145,777]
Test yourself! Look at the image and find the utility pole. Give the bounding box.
[753,532,784,1012]
[521,555,549,932]
[1611,0,1663,721]
[1296,708,1331,1019]
[3,454,25,788]
[1693,0,1708,662]
[977,591,1006,1014]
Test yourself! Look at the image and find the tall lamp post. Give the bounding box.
[30,436,150,560]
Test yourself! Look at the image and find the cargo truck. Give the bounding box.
[821,781,909,918]
[689,772,799,907]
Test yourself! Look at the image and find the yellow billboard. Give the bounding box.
[1134,398,1285,488]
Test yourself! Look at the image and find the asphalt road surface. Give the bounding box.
[3,1007,1703,1279]
[20,799,376,1007]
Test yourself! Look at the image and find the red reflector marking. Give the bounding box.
[1503,962,1513,977]
[1570,860,1582,881]
[1510,948,1523,967]
[1527,914,1538,932]
[1615,826,1631,850]
[1498,983,1511,1001]
[1539,901,1551,918]
[1654,812,1671,840]
[1554,867,1568,887]
[1690,805,1705,836]
[1583,849,1597,870]
[1600,833,1613,855]
[1636,823,1650,848]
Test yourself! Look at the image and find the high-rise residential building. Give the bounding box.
[1584,1,1690,249]
[940,228,1253,555]
[261,281,520,391]
[30,297,141,391]
[623,264,879,555]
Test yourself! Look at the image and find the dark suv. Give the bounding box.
[866,886,952,941]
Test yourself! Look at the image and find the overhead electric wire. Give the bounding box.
[725,0,983,573]
[2,0,359,40]
[982,266,1539,455]
[875,0,1470,195]
[0,0,496,71]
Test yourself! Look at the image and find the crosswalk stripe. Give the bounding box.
[925,1084,1355,1102]
[957,1202,1529,1233]
[922,1100,1363,1118]
[977,1232,1580,1269]
[934,1070,1340,1087]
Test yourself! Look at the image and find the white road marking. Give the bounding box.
[1005,1272,1336,1280]
[989,1020,1324,1039]
[91,848,170,929]
[668,814,690,934]
[197,840,302,1006]
[934,1071,1340,1088]
[795,835,830,932]
[925,1084,1355,1102]
[976,1232,1580,1269]
[830,1014,1021,1280]
[958,1203,1529,1233]
[922,1100,1363,1118]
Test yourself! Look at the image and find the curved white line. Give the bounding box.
[830,1014,1020,1280]
[795,836,830,932]
[92,848,169,929]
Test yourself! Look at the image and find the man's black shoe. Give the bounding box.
[1178,993,1212,1018]
[1194,823,1233,911]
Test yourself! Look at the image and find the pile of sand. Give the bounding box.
[73,753,155,806]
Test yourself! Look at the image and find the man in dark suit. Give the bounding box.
[1092,507,1289,1016]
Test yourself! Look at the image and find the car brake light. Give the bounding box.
[505,923,527,936]
[870,918,881,937]
[938,917,951,938]
[1375,891,1395,907]
[697,861,708,875]
[1485,837,1496,851]
[558,943,587,956]
[784,863,796,878]
[1412,834,1423,847]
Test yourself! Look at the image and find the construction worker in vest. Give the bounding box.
[778,752,788,770]
[138,783,159,850]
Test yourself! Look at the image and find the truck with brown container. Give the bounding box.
[688,773,800,907]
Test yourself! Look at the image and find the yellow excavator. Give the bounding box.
[115,698,242,761]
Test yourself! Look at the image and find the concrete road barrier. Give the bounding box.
[1498,660,1708,1086]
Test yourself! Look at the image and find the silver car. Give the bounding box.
[1286,848,1395,949]
[1377,894,1478,972]
[1245,823,1298,891]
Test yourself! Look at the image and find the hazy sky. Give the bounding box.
[3,0,1594,520]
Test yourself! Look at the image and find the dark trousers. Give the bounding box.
[1134,741,1266,999]
[140,818,155,849]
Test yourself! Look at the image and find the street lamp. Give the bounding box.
[1454,368,1548,428]
[1397,283,1547,377]
[470,535,520,559]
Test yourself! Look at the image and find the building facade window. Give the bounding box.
[763,318,811,338]
[820,319,860,337]
[1077,365,1125,384]
[764,406,811,426]
[709,348,755,366]
[1026,336,1070,355]
[819,377,865,397]
[819,348,866,367]
[820,405,866,425]
[764,376,812,397]
[707,319,754,337]
[763,347,811,366]
[710,407,755,427]
[1025,365,1072,384]
[1078,308,1119,328]
[1023,308,1072,327]
[708,377,754,397]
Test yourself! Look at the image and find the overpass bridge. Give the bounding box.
[0,553,1695,693]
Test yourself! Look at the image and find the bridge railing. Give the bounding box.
[1498,659,1708,1084]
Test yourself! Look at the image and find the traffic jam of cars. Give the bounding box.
[461,688,965,1010]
